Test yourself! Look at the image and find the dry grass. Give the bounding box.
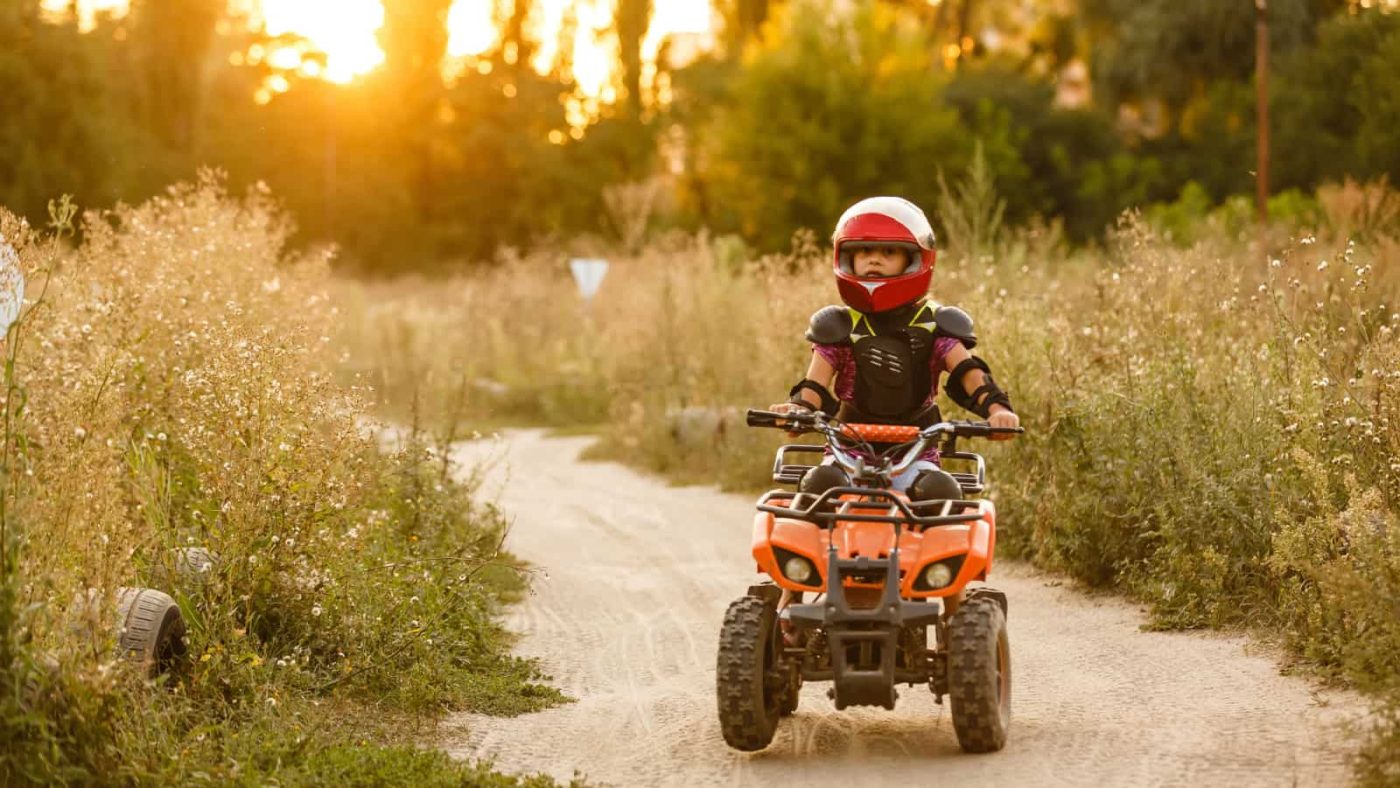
[343,185,1400,783]
[0,175,563,784]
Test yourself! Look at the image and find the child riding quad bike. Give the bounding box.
[716,408,1022,754]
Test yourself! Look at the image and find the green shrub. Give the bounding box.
[0,179,562,784]
[348,194,1400,778]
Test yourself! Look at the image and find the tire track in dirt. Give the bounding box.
[441,430,1365,787]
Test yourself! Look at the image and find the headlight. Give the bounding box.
[774,548,817,585]
[913,554,967,591]
[783,556,814,584]
[923,562,954,589]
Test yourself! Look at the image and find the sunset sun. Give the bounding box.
[47,0,714,93]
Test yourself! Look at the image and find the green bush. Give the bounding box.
[0,181,562,784]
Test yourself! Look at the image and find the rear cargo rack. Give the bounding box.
[771,444,826,485]
[941,451,986,496]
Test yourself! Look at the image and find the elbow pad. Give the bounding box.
[945,357,1013,418]
[789,378,839,417]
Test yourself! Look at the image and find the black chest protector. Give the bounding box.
[848,302,938,424]
[804,300,982,427]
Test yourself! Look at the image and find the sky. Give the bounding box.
[44,0,715,89]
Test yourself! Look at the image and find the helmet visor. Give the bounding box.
[836,240,923,275]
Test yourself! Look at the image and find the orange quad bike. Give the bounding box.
[717,408,1022,754]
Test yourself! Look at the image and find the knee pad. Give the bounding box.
[799,464,850,496]
[908,468,964,502]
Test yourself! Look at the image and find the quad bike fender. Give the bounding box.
[903,501,997,598]
[752,512,827,592]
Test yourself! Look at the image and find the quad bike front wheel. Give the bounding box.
[717,595,783,750]
[947,594,1011,753]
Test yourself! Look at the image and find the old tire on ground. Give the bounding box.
[947,594,1011,753]
[116,587,187,678]
[717,595,782,750]
[149,547,218,592]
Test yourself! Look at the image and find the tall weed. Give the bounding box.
[344,194,1400,779]
[0,176,562,784]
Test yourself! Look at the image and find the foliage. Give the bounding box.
[1081,0,1314,113]
[944,62,1164,241]
[0,7,131,224]
[4,0,1400,268]
[353,172,1400,777]
[936,141,1004,262]
[0,180,562,784]
[692,0,967,251]
[1273,9,1400,192]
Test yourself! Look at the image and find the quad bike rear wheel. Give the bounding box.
[717,595,783,750]
[947,594,1011,753]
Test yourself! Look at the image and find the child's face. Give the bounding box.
[851,244,910,278]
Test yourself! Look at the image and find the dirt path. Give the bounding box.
[443,430,1365,787]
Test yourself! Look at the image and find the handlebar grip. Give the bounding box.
[746,409,784,428]
[948,421,1026,437]
[746,408,816,430]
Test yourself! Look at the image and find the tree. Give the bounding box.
[375,0,454,233]
[945,62,1162,240]
[615,0,652,119]
[717,0,777,55]
[129,0,223,150]
[1082,0,1313,117]
[1272,9,1400,189]
[0,5,129,222]
[695,0,969,250]
[497,0,537,74]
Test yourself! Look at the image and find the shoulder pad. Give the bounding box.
[805,305,854,344]
[932,305,977,348]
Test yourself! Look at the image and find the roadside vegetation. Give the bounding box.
[0,178,565,785]
[346,175,1400,784]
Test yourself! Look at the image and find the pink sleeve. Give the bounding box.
[812,343,849,369]
[930,336,963,393]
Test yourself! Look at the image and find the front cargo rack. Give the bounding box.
[756,487,983,529]
[770,444,988,497]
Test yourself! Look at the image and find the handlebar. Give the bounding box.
[746,409,816,429]
[744,409,1023,440]
[745,407,1021,483]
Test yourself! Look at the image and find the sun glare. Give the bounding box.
[254,0,385,82]
[44,0,715,97]
[39,0,124,28]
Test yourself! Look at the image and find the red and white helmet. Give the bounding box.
[831,196,937,313]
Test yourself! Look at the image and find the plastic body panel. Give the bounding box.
[751,492,996,598]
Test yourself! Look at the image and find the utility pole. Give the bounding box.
[1255,0,1271,225]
